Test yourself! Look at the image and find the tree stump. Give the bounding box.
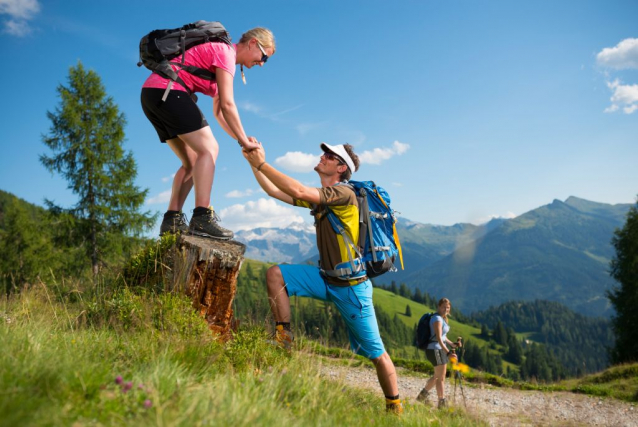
[172,235,246,341]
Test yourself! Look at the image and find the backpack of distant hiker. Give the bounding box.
[137,20,232,100]
[415,312,436,349]
[322,180,404,280]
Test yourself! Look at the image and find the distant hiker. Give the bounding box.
[140,25,275,239]
[416,297,461,409]
[242,141,403,414]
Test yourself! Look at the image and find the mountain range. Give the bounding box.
[235,196,632,317]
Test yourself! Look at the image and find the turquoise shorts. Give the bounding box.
[279,264,386,360]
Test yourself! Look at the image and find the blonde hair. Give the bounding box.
[239,27,276,53]
[438,298,451,322]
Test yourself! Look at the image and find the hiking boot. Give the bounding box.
[188,207,233,240]
[159,212,189,236]
[437,398,447,409]
[416,388,430,405]
[385,399,403,415]
[267,324,294,351]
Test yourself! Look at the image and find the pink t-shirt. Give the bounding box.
[142,42,236,98]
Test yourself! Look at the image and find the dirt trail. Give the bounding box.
[318,362,637,426]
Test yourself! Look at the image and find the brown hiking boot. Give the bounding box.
[437,398,447,409]
[416,388,431,405]
[267,324,294,351]
[385,399,403,415]
[159,212,189,236]
[189,207,233,240]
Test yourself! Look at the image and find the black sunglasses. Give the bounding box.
[257,42,269,63]
[322,152,344,164]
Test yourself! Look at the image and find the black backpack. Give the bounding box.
[137,20,232,99]
[415,312,436,349]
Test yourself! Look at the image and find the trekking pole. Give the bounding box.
[453,337,467,409]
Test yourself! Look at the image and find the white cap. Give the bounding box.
[320,142,356,174]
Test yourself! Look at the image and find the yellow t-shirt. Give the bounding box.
[294,184,366,286]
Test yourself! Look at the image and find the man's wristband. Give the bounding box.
[256,162,267,172]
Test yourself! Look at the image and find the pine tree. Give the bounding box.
[481,323,490,338]
[405,304,412,317]
[0,198,53,291]
[41,62,156,275]
[493,320,508,346]
[607,196,638,364]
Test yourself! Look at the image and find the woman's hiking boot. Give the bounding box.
[437,398,447,409]
[385,399,403,415]
[416,388,430,405]
[267,324,294,351]
[159,211,189,236]
[189,207,233,240]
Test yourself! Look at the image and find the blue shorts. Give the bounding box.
[279,264,386,360]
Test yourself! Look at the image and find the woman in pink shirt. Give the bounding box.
[141,27,275,239]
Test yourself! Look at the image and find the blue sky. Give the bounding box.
[1,0,637,236]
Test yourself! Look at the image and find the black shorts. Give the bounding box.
[141,88,209,143]
[425,348,449,366]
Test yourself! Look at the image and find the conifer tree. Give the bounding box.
[405,304,412,317]
[41,62,155,275]
[608,196,638,364]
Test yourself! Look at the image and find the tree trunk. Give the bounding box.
[171,235,246,341]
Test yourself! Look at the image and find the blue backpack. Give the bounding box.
[323,181,404,280]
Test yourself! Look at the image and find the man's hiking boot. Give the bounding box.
[159,212,189,236]
[416,388,430,405]
[189,207,233,240]
[267,324,294,351]
[385,399,403,415]
[437,398,447,409]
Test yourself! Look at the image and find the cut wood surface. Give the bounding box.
[172,235,246,341]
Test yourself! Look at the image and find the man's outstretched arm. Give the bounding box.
[243,145,321,205]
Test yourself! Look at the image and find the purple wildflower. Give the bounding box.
[115,376,123,385]
[144,399,153,408]
[122,381,133,393]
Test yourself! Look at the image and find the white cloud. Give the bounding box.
[161,174,175,183]
[147,190,172,205]
[219,198,305,231]
[392,182,403,187]
[624,104,638,114]
[596,38,638,70]
[275,151,320,173]
[0,0,40,36]
[358,141,410,165]
[472,211,517,225]
[225,188,255,198]
[239,100,304,122]
[296,122,325,136]
[0,0,39,19]
[238,101,263,115]
[604,79,638,115]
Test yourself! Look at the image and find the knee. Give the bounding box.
[181,161,194,175]
[266,266,283,291]
[371,352,391,367]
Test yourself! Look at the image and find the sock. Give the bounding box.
[192,206,210,217]
[275,322,291,332]
[164,210,180,218]
[385,394,400,402]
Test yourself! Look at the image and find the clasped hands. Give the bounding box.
[242,136,266,170]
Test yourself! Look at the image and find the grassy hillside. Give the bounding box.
[0,281,483,426]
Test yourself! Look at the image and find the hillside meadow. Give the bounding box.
[0,279,485,427]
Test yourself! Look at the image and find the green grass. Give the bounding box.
[0,282,487,426]
[559,363,638,402]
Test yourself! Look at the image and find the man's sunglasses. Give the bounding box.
[257,42,269,63]
[322,152,344,164]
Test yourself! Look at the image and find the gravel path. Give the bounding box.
[318,361,638,426]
